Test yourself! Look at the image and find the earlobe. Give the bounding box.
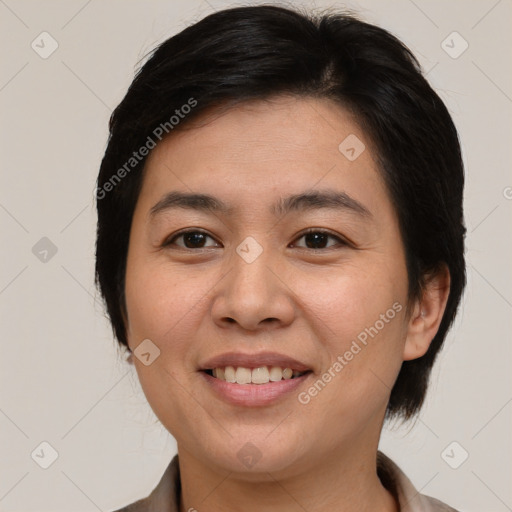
[403,264,451,361]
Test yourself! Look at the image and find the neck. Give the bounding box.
[177,442,398,512]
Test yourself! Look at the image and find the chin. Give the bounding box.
[201,430,309,477]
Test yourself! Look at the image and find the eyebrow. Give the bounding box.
[149,190,372,219]
[271,190,371,218]
[150,191,232,217]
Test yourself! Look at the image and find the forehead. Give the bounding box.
[139,96,387,216]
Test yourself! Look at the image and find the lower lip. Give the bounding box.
[200,371,311,407]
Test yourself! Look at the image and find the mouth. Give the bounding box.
[202,366,311,385]
[198,352,314,407]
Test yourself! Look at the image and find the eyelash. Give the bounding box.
[162,229,219,249]
[162,228,349,250]
[292,228,349,249]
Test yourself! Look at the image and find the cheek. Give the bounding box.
[124,259,216,438]
[292,259,406,345]
[290,259,408,408]
[125,258,207,347]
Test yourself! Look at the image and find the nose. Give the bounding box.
[211,244,295,332]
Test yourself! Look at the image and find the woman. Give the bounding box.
[96,5,466,511]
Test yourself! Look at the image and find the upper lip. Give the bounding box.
[199,351,312,372]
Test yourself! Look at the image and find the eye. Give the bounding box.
[163,230,221,249]
[291,229,347,250]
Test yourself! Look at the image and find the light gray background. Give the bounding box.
[1,0,511,511]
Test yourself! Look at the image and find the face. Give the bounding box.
[124,96,415,477]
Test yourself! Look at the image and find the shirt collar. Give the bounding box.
[377,451,457,512]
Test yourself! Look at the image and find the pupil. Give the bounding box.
[185,232,205,248]
[305,232,327,249]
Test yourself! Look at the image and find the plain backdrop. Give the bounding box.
[0,0,511,511]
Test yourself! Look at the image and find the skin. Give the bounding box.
[124,96,450,512]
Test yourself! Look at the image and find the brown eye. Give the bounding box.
[304,232,329,249]
[292,230,346,249]
[165,230,220,249]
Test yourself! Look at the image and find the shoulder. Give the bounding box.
[111,455,181,512]
[422,495,461,511]
[377,451,460,512]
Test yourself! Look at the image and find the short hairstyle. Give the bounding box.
[95,5,466,421]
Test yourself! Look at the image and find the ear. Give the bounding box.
[403,264,451,361]
[126,350,134,365]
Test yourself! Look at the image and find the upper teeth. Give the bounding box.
[212,366,304,385]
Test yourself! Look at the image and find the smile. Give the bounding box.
[198,352,313,406]
[204,365,309,384]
